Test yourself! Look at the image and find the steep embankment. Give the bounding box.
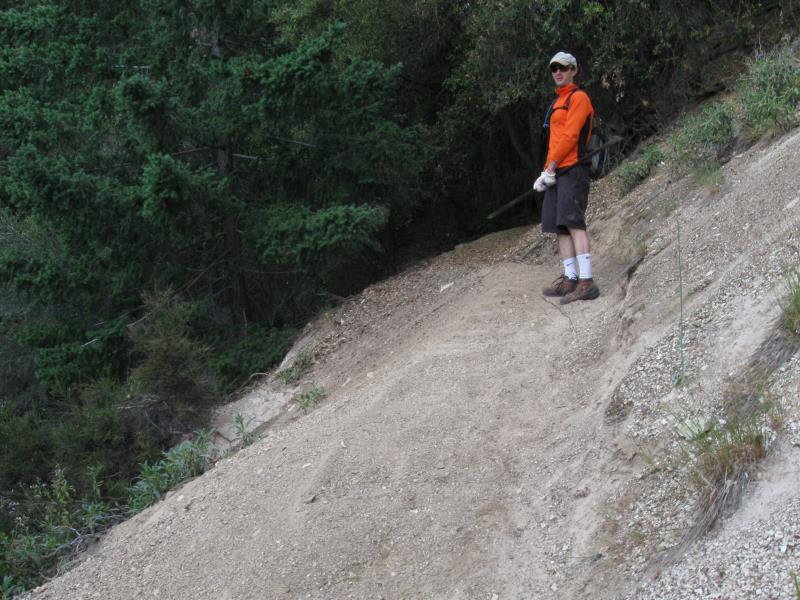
[31,128,800,599]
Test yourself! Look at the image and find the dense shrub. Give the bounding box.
[670,102,736,171]
[655,42,800,181]
[0,335,38,411]
[0,467,119,593]
[253,203,389,280]
[209,325,296,390]
[616,144,665,195]
[127,291,220,430]
[0,377,159,508]
[0,431,211,593]
[739,43,800,139]
[0,406,53,490]
[127,432,212,513]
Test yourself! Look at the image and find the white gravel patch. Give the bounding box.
[625,466,800,600]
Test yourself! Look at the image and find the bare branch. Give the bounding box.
[172,147,211,157]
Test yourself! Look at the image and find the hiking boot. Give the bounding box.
[560,278,600,304]
[542,275,578,297]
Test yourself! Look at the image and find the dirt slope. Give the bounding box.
[30,127,800,600]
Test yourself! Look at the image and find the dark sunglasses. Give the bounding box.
[550,63,574,73]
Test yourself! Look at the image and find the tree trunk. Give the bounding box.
[529,109,543,171]
[502,109,535,171]
[218,142,250,326]
[209,29,250,325]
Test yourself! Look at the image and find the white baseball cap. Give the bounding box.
[549,52,577,68]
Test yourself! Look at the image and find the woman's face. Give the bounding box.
[551,63,576,87]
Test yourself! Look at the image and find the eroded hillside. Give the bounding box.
[29,128,800,599]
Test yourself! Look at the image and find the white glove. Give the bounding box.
[543,170,557,187]
[533,173,547,192]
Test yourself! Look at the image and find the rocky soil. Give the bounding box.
[28,127,800,599]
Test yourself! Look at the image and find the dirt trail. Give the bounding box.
[31,128,800,599]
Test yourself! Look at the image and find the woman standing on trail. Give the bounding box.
[533,51,599,304]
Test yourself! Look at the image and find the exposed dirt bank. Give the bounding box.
[30,128,800,599]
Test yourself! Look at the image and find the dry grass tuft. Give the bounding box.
[781,267,800,337]
[667,316,799,561]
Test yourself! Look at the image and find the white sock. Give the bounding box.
[577,253,592,280]
[563,257,577,280]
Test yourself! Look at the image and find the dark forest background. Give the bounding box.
[1,0,798,592]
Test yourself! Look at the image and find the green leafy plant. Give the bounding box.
[617,144,665,195]
[670,101,735,172]
[1,575,21,600]
[127,431,211,513]
[278,350,313,384]
[253,203,389,281]
[234,414,258,448]
[0,466,119,594]
[739,43,800,139]
[0,14,428,568]
[292,386,326,415]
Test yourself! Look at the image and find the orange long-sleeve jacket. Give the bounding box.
[544,83,594,170]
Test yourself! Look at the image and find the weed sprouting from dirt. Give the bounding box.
[691,165,724,193]
[278,350,312,384]
[686,412,770,502]
[617,144,665,195]
[234,413,258,448]
[780,266,800,337]
[656,400,779,567]
[293,386,326,414]
[652,273,800,567]
[670,315,799,559]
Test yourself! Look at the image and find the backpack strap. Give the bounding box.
[542,88,580,129]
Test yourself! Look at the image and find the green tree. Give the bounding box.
[0,0,429,529]
[0,0,428,393]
